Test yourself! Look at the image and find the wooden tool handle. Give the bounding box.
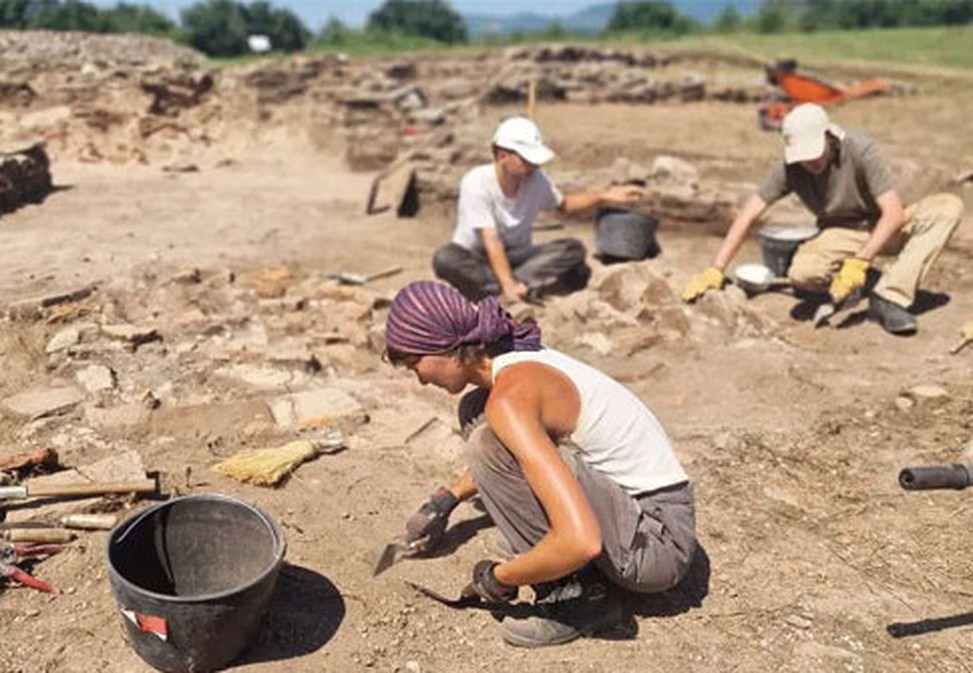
[27,479,158,498]
[3,528,75,544]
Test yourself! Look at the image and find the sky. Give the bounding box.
[89,0,603,30]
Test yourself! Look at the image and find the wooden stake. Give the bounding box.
[527,78,537,120]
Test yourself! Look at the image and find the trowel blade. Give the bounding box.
[371,539,420,577]
[813,302,836,327]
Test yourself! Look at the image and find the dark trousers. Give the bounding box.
[432,238,591,302]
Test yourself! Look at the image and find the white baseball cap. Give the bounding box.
[492,116,555,166]
[781,103,845,164]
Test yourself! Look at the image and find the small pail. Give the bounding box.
[106,494,285,672]
[595,208,660,261]
[758,225,818,277]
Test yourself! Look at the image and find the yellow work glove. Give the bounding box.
[829,257,869,303]
[682,267,724,303]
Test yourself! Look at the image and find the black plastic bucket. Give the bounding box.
[106,494,286,673]
[595,208,660,261]
[758,226,818,277]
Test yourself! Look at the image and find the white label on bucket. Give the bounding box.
[121,608,169,641]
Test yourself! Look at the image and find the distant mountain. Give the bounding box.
[464,1,760,37]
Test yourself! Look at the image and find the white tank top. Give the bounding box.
[491,348,688,495]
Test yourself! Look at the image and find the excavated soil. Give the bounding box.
[1,34,972,673]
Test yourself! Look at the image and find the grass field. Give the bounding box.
[662,25,973,71]
[206,24,973,74]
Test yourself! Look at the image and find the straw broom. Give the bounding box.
[213,436,344,486]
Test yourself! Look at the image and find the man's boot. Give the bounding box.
[869,294,917,335]
[500,570,633,648]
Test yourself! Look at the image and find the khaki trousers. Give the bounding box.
[787,193,964,307]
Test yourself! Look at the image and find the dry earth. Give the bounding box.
[1,35,973,673]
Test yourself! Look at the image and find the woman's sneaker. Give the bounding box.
[500,571,634,648]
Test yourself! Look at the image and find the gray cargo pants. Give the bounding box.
[466,425,697,594]
[432,238,592,302]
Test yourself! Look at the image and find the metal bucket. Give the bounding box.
[595,208,660,261]
[106,494,285,673]
[758,225,818,277]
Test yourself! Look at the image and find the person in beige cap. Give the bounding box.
[683,103,964,335]
[434,116,642,303]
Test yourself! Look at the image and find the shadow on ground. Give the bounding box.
[236,563,345,666]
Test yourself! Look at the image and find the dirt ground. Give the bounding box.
[1,44,973,673]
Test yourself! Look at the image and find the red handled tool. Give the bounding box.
[1,542,64,594]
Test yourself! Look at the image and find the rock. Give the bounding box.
[791,642,861,671]
[596,265,651,312]
[6,283,97,321]
[242,266,295,299]
[0,142,53,216]
[650,155,699,186]
[85,402,151,429]
[437,78,478,100]
[1,386,84,419]
[76,365,115,394]
[576,331,614,356]
[101,323,161,348]
[640,275,676,308]
[894,395,915,411]
[46,327,81,354]
[609,157,650,186]
[783,613,814,629]
[216,364,309,391]
[909,384,948,399]
[270,388,368,431]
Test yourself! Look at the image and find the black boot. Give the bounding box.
[500,570,633,648]
[869,294,917,335]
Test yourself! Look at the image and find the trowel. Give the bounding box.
[330,266,403,286]
[813,290,864,328]
[371,537,422,577]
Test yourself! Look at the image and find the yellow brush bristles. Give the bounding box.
[213,439,321,486]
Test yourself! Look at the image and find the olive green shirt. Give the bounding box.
[756,130,894,230]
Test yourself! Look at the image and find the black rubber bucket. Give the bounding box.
[595,208,660,261]
[106,494,286,673]
[758,225,818,277]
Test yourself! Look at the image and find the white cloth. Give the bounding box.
[491,348,688,495]
[451,164,563,255]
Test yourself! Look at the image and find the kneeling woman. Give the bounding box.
[384,280,696,648]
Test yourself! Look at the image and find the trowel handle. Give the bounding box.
[899,464,973,491]
[24,479,157,499]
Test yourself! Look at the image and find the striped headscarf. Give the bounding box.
[385,281,541,357]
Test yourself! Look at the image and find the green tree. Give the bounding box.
[102,3,174,34]
[541,19,567,39]
[319,16,347,44]
[242,1,308,51]
[756,0,791,32]
[0,0,35,28]
[181,0,248,56]
[366,0,467,44]
[27,0,106,31]
[713,4,742,32]
[605,1,694,34]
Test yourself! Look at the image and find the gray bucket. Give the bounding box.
[595,208,660,261]
[107,494,286,673]
[758,225,818,277]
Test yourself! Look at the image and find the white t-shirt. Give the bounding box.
[451,164,564,255]
[492,348,689,496]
